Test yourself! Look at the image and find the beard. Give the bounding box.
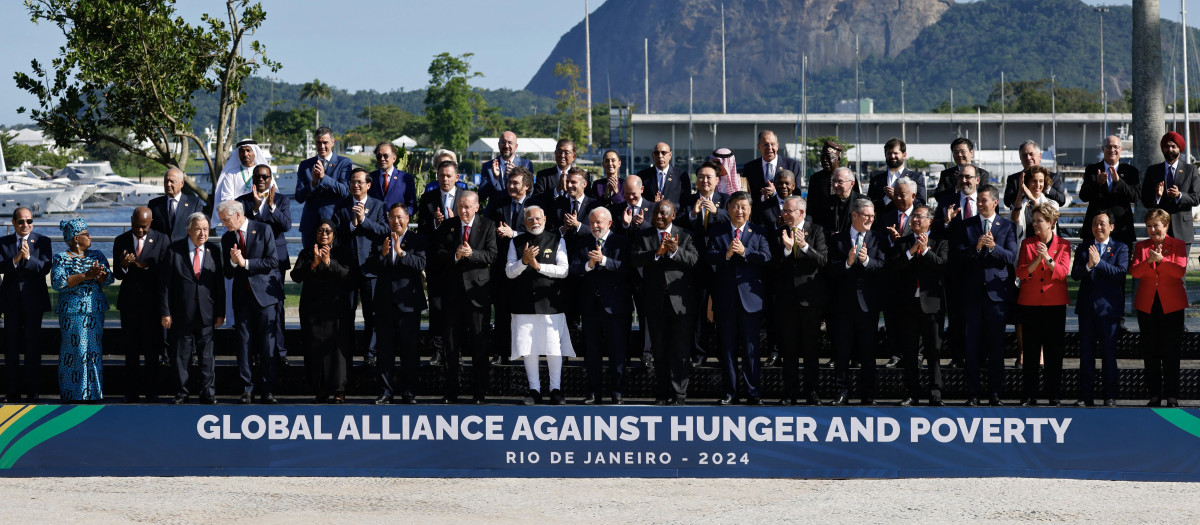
[886,157,904,170]
[528,224,545,236]
[1164,148,1180,163]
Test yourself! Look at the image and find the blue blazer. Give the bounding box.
[367,231,428,314]
[1071,239,1129,319]
[331,196,389,278]
[235,192,292,271]
[159,239,226,326]
[704,222,772,313]
[479,156,534,206]
[220,219,283,308]
[953,215,1018,304]
[294,154,354,247]
[637,166,692,209]
[0,232,52,314]
[569,231,633,316]
[368,167,417,216]
[148,194,204,244]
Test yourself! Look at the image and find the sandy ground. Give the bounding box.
[2,477,1199,524]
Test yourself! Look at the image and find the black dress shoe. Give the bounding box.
[780,398,794,406]
[473,395,486,405]
[929,398,946,407]
[277,355,291,367]
[989,396,1004,407]
[429,350,445,366]
[1167,398,1180,408]
[261,393,278,405]
[655,398,670,406]
[823,359,837,369]
[5,395,19,403]
[171,395,188,405]
[332,395,345,404]
[1074,400,1093,407]
[717,394,735,406]
[199,396,217,405]
[612,394,625,405]
[1147,397,1163,407]
[965,397,980,407]
[25,394,39,403]
[158,355,170,366]
[146,395,160,404]
[806,395,824,406]
[673,395,687,406]
[440,395,458,404]
[1020,399,1035,407]
[582,393,598,405]
[239,393,253,405]
[691,356,705,368]
[642,351,654,369]
[363,355,375,367]
[884,356,902,369]
[763,353,781,367]
[830,394,848,406]
[746,397,763,405]
[1103,399,1116,407]
[190,355,200,367]
[861,398,876,406]
[374,394,393,405]
[946,359,961,369]
[1048,399,1061,407]
[899,398,914,407]
[522,390,542,406]
[549,389,566,405]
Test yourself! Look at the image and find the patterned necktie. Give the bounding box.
[597,236,605,250]
[793,227,802,258]
[734,227,742,241]
[382,170,390,195]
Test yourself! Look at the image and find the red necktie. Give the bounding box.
[734,227,742,241]
[964,197,975,219]
[237,229,246,252]
[382,170,390,194]
[660,231,668,243]
[192,247,202,278]
[898,212,907,233]
[462,225,471,244]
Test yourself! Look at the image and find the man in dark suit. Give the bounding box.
[638,142,692,208]
[217,200,284,404]
[479,131,534,207]
[752,169,797,230]
[813,167,861,239]
[570,207,633,404]
[807,140,858,217]
[416,160,466,365]
[369,204,427,405]
[1071,211,1128,408]
[933,164,980,369]
[532,139,577,204]
[612,174,656,365]
[953,185,1018,406]
[552,167,600,239]
[1081,136,1140,249]
[867,138,927,211]
[743,130,802,204]
[484,166,535,365]
[434,190,497,403]
[770,196,827,405]
[0,207,51,403]
[294,126,354,248]
[113,206,170,403]
[148,167,202,243]
[1003,140,1069,210]
[235,164,292,367]
[160,213,225,404]
[706,192,772,405]
[826,198,886,405]
[590,149,626,207]
[679,162,730,366]
[369,141,417,216]
[890,205,947,406]
[332,168,389,366]
[934,137,993,193]
[632,200,698,405]
[1142,131,1200,246]
[872,176,918,369]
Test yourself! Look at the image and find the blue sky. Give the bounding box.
[0,0,1183,126]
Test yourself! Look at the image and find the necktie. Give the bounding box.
[597,237,605,250]
[443,193,453,217]
[135,237,143,258]
[168,198,177,225]
[854,231,865,254]
[660,231,668,244]
[658,171,666,192]
[512,202,522,226]
[1167,165,1176,189]
[734,227,742,241]
[898,212,907,233]
[964,196,975,219]
[382,170,390,194]
[793,227,802,259]
[702,207,710,232]
[462,224,471,244]
[192,247,202,278]
[983,218,991,234]
[237,229,246,252]
[1107,166,1116,191]
[765,162,774,184]
[571,200,579,216]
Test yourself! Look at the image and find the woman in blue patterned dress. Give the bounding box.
[51,218,113,402]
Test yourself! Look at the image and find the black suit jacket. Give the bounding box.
[679,191,731,237]
[220,219,283,308]
[551,194,601,238]
[1141,161,1200,243]
[769,219,828,308]
[743,156,802,200]
[637,165,692,208]
[609,198,655,236]
[806,168,860,220]
[569,232,633,316]
[112,229,170,311]
[366,231,428,314]
[751,195,792,230]
[236,192,292,271]
[632,225,698,315]
[533,166,570,204]
[827,229,886,313]
[148,194,204,243]
[331,196,389,278]
[1079,161,1140,246]
[871,202,916,249]
[889,234,948,313]
[935,165,993,195]
[435,215,498,310]
[416,188,464,236]
[0,232,52,314]
[160,239,225,326]
[1004,170,1068,208]
[812,190,862,238]
[867,168,927,210]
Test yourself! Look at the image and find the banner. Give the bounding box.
[2,404,1200,480]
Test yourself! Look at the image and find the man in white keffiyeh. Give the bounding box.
[214,139,271,207]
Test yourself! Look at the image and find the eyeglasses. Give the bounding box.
[14,219,32,225]
[349,180,369,185]
[316,228,334,235]
[375,153,394,158]
[75,232,90,238]
[253,174,273,181]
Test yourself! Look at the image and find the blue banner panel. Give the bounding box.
[2,404,1200,479]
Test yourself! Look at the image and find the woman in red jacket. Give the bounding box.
[1131,208,1188,407]
[1016,203,1071,406]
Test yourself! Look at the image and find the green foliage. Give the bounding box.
[0,131,75,169]
[805,136,853,169]
[256,106,315,155]
[299,78,332,127]
[14,0,279,205]
[424,52,481,153]
[553,58,588,152]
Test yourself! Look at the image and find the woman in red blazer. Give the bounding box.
[1016,203,1072,406]
[1130,208,1188,407]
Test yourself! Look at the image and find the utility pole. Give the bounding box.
[1133,0,1166,178]
[585,0,593,150]
[721,3,727,114]
[854,34,861,184]
[1096,7,1110,137]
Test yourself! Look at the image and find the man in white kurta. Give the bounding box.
[505,205,574,405]
[214,139,270,208]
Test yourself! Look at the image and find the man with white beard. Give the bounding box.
[505,205,575,405]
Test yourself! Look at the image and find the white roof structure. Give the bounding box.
[7,128,50,147]
[467,137,560,161]
[392,135,417,149]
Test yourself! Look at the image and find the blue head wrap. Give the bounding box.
[59,218,88,242]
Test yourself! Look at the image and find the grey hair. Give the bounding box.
[589,206,613,222]
[892,176,917,194]
[1019,140,1041,155]
[833,166,855,181]
[186,212,209,230]
[784,195,807,210]
[216,200,244,217]
[851,198,874,215]
[433,148,458,164]
[523,205,544,218]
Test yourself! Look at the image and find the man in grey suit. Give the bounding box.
[1142,131,1200,247]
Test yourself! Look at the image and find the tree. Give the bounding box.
[300,78,331,128]
[553,58,588,151]
[14,0,279,205]
[424,52,480,153]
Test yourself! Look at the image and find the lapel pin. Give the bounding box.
[251,230,257,235]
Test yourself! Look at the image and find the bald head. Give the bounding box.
[131,206,152,238]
